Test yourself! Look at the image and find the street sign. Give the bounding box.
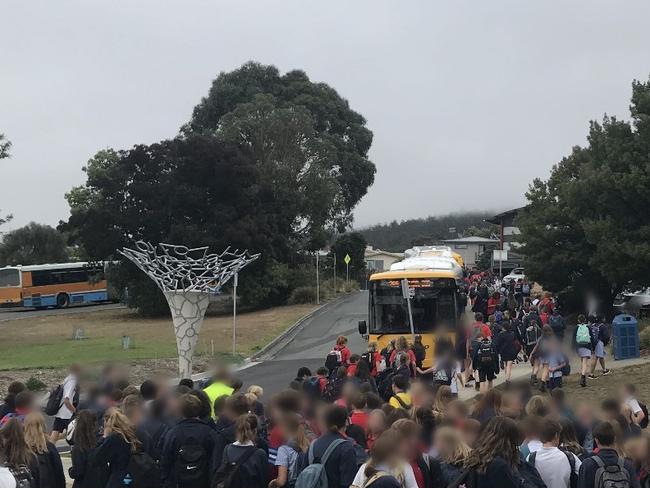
[492,250,508,262]
[343,254,351,265]
[448,227,456,234]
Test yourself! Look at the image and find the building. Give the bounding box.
[485,207,524,271]
[364,246,404,272]
[441,236,499,269]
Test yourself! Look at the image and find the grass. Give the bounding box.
[0,302,318,369]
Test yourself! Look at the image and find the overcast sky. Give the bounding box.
[2,1,650,233]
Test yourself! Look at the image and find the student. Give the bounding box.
[412,335,426,370]
[94,408,142,488]
[328,335,351,370]
[315,367,329,395]
[523,318,542,384]
[575,314,593,388]
[160,394,219,488]
[433,426,472,486]
[472,330,499,394]
[620,384,647,427]
[23,412,66,488]
[309,405,357,488]
[549,308,566,340]
[520,415,543,459]
[527,418,581,488]
[366,410,387,451]
[390,419,428,488]
[389,337,417,377]
[0,418,40,487]
[577,421,640,488]
[389,375,412,410]
[353,360,378,394]
[269,413,310,488]
[0,382,25,420]
[50,363,81,443]
[215,413,267,488]
[461,417,521,488]
[417,349,456,391]
[471,389,501,425]
[69,410,107,488]
[589,317,611,379]
[0,391,35,427]
[350,394,369,433]
[494,321,519,386]
[351,431,403,488]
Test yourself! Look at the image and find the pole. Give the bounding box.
[316,251,320,305]
[402,279,416,341]
[333,252,336,295]
[346,262,349,284]
[232,272,238,356]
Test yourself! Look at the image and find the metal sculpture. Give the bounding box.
[120,241,259,378]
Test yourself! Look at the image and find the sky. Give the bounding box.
[2,1,650,233]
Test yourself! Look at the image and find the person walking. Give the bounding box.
[94,408,142,488]
[588,316,611,379]
[50,364,81,443]
[69,410,108,488]
[574,315,593,388]
[23,412,66,488]
[0,418,40,487]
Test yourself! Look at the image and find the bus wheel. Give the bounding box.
[56,293,70,308]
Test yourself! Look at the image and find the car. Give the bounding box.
[614,289,650,316]
[503,267,525,284]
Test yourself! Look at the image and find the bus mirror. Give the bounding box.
[358,320,367,335]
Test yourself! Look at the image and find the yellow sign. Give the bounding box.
[344,254,351,265]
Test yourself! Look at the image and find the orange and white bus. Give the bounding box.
[0,262,109,308]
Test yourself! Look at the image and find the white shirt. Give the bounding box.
[626,397,643,415]
[352,461,418,488]
[450,361,461,394]
[56,374,77,419]
[528,446,581,488]
[0,467,16,488]
[527,439,543,454]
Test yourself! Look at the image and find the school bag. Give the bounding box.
[639,403,649,429]
[286,442,310,488]
[44,384,64,416]
[576,323,592,347]
[477,341,494,366]
[433,363,453,386]
[123,450,160,488]
[522,283,530,294]
[525,325,539,346]
[325,348,342,372]
[322,376,343,403]
[303,377,322,400]
[215,445,259,488]
[295,438,346,488]
[529,450,577,488]
[560,354,571,376]
[174,442,209,487]
[593,456,631,488]
[6,465,35,488]
[360,352,373,372]
[549,314,564,335]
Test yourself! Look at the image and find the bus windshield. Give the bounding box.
[0,269,20,287]
[369,278,457,334]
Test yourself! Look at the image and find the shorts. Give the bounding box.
[594,340,606,358]
[540,354,550,365]
[478,368,496,383]
[525,344,536,357]
[52,417,72,433]
[577,347,592,358]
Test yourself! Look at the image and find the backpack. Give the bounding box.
[303,377,322,400]
[639,403,649,429]
[295,438,346,488]
[174,443,209,487]
[360,352,373,372]
[44,384,64,416]
[286,442,310,488]
[325,349,342,372]
[522,283,530,294]
[549,314,564,334]
[593,456,631,488]
[433,363,453,386]
[560,354,571,376]
[529,450,577,488]
[477,341,494,366]
[7,465,35,488]
[65,417,77,445]
[322,376,343,403]
[525,326,539,346]
[123,451,160,488]
[215,445,259,488]
[576,323,591,347]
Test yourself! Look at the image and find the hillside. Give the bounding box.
[358,211,498,252]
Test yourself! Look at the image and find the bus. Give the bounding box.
[0,262,109,308]
[357,246,466,368]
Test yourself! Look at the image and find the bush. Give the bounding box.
[640,327,650,350]
[25,376,47,392]
[288,286,316,305]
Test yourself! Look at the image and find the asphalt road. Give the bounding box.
[0,302,124,322]
[236,291,368,396]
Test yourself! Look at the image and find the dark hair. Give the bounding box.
[230,378,243,392]
[213,395,228,417]
[336,366,347,379]
[464,417,521,472]
[559,417,584,456]
[365,393,383,410]
[316,367,329,376]
[149,399,165,419]
[355,359,372,381]
[474,312,484,322]
[349,354,361,364]
[323,405,348,431]
[351,394,366,410]
[13,391,33,410]
[3,381,26,408]
[386,407,409,427]
[179,394,203,419]
[188,390,212,420]
[593,421,616,447]
[139,380,157,401]
[297,367,312,379]
[601,398,620,414]
[73,410,99,452]
[178,378,194,390]
[392,375,409,391]
[226,393,250,417]
[110,389,123,403]
[539,418,562,443]
[346,424,367,449]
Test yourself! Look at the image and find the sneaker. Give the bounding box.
[539,382,547,393]
[474,383,480,391]
[580,375,587,388]
[588,374,598,380]
[602,369,611,376]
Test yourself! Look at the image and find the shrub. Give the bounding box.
[288,286,316,305]
[25,376,47,392]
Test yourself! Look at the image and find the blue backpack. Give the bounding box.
[295,438,346,488]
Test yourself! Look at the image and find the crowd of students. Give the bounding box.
[0,277,645,488]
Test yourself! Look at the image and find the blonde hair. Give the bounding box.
[23,412,48,454]
[235,413,258,444]
[278,413,310,452]
[435,426,471,465]
[104,408,141,453]
[247,385,263,398]
[525,395,550,417]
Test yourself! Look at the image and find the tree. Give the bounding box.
[0,133,12,228]
[0,223,69,266]
[330,232,367,282]
[518,76,650,314]
[184,62,376,248]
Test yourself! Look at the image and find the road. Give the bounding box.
[236,291,368,395]
[0,302,124,322]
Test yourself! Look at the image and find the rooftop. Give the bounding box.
[442,236,498,244]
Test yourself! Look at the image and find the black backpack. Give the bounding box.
[360,352,373,371]
[44,385,63,416]
[325,349,342,372]
[322,376,343,403]
[175,443,208,487]
[302,377,321,400]
[525,326,539,346]
[124,451,160,488]
[7,465,35,488]
[215,445,258,488]
[477,341,494,366]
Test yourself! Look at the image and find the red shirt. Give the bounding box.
[389,349,417,367]
[540,312,549,325]
[470,322,491,347]
[318,376,328,393]
[487,297,499,316]
[337,345,351,366]
[350,411,368,433]
[347,364,358,377]
[370,351,382,377]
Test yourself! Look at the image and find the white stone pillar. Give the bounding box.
[164,291,211,379]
